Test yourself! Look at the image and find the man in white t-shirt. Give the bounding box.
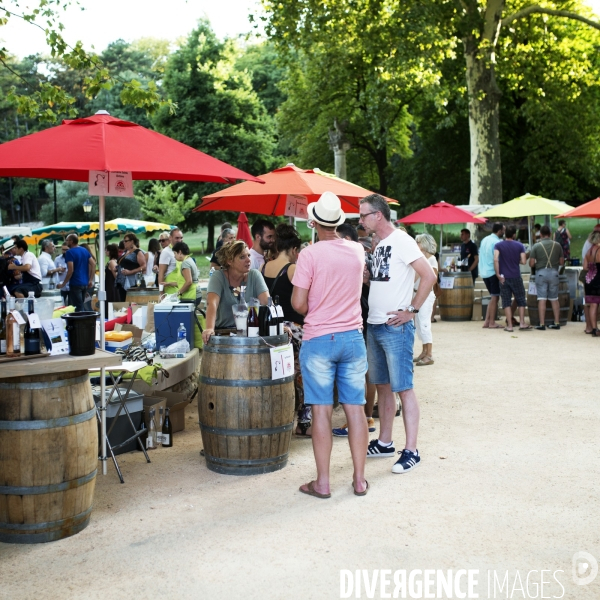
[8,239,43,298]
[158,228,183,289]
[292,192,369,498]
[359,194,436,474]
[38,239,64,288]
[249,219,275,270]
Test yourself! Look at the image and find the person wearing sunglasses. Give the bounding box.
[115,234,146,301]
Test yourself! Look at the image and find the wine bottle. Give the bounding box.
[266,297,278,337]
[273,295,285,335]
[147,408,157,450]
[0,300,6,356]
[157,407,164,447]
[6,297,19,356]
[24,295,40,356]
[247,305,259,337]
[162,407,173,448]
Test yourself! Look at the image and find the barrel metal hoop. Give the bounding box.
[0,372,89,390]
[0,470,97,495]
[199,375,295,387]
[203,346,271,355]
[0,506,93,532]
[206,453,288,467]
[199,422,293,437]
[0,406,96,430]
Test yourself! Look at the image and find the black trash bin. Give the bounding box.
[62,311,99,356]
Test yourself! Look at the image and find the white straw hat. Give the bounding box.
[307,191,345,227]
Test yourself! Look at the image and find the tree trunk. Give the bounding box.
[206,222,215,254]
[463,0,505,206]
[464,45,503,206]
[374,146,388,196]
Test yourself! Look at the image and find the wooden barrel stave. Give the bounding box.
[198,335,295,475]
[0,370,97,543]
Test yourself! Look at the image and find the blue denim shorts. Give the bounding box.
[299,329,368,406]
[367,321,415,393]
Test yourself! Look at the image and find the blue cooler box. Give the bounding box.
[154,302,195,349]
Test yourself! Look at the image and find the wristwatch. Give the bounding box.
[405,305,419,314]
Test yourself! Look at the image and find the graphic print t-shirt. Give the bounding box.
[367,230,424,325]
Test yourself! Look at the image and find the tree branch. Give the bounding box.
[502,5,600,32]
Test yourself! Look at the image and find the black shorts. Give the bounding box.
[483,275,500,296]
[13,281,42,298]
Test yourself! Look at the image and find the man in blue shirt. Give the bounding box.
[57,234,96,312]
[479,222,504,329]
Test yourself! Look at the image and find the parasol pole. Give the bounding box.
[98,194,107,476]
[439,225,443,264]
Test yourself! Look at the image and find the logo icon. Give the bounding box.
[573,552,598,586]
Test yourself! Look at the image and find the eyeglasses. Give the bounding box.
[358,211,379,221]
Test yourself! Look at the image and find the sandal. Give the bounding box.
[416,356,434,366]
[413,354,426,363]
[299,480,330,499]
[519,325,533,331]
[295,422,312,437]
[352,480,369,496]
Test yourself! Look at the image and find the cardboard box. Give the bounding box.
[136,389,190,433]
[115,323,144,343]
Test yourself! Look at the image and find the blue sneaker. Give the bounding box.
[366,439,395,458]
[333,419,377,437]
[392,449,421,474]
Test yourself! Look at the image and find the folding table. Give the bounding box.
[90,360,150,483]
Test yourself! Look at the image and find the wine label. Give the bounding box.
[13,323,20,351]
[156,433,164,444]
[162,434,170,445]
[146,437,155,449]
[247,326,259,338]
[269,306,277,317]
[269,325,277,336]
[27,313,42,329]
[11,310,25,325]
[278,323,284,335]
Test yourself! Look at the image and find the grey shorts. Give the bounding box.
[535,268,559,301]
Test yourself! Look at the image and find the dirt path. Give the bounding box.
[1,319,598,600]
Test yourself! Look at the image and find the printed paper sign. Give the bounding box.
[109,171,134,197]
[440,277,455,290]
[528,282,537,295]
[89,170,109,196]
[41,319,69,355]
[270,343,294,380]
[284,194,308,219]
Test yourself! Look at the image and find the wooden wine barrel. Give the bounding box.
[527,274,569,326]
[198,335,295,476]
[124,287,160,305]
[438,271,474,322]
[0,371,97,544]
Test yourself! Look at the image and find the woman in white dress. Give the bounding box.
[145,238,160,278]
[413,233,438,366]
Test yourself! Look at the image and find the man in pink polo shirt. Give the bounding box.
[292,192,369,499]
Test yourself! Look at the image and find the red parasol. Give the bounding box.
[0,111,262,477]
[399,202,486,225]
[236,212,253,246]
[399,201,486,257]
[555,197,600,219]
[196,164,397,216]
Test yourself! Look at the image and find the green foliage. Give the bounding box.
[136,181,198,227]
[0,0,175,122]
[152,20,277,242]
[38,180,141,224]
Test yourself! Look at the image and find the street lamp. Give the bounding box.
[82,199,93,214]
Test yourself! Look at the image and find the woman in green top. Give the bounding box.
[202,241,269,344]
[172,242,201,305]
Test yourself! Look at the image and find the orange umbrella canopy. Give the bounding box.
[236,212,253,246]
[555,197,600,219]
[196,164,397,216]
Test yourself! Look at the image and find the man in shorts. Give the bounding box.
[292,192,369,498]
[494,225,531,331]
[529,225,564,330]
[479,222,505,329]
[359,194,436,474]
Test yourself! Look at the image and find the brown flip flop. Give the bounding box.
[352,480,369,496]
[299,481,331,499]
